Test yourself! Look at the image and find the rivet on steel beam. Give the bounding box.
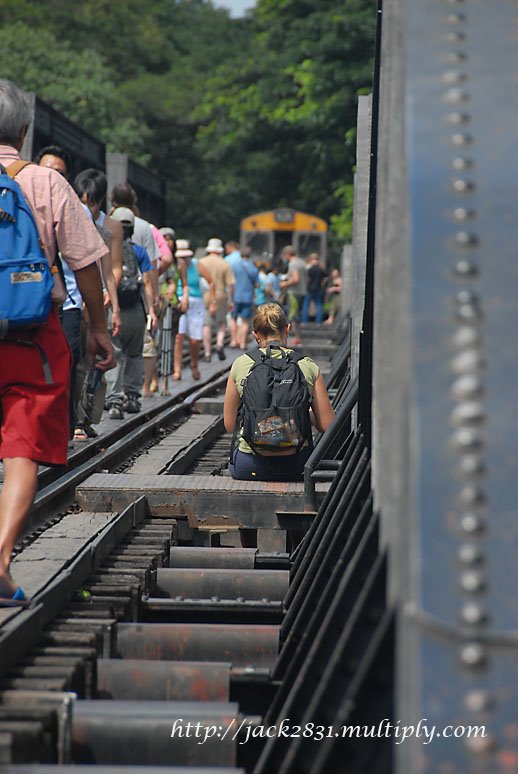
[458,543,484,566]
[451,374,484,400]
[452,178,476,193]
[456,304,484,323]
[445,31,467,43]
[451,133,473,145]
[460,570,486,593]
[452,326,483,349]
[445,112,471,126]
[444,51,468,63]
[460,643,487,669]
[451,429,484,454]
[451,206,476,222]
[456,454,486,479]
[451,259,479,278]
[454,231,479,248]
[445,13,467,24]
[444,88,469,104]
[464,690,493,713]
[456,290,479,305]
[459,485,487,508]
[465,733,496,755]
[461,603,488,626]
[451,402,486,426]
[460,513,487,535]
[452,158,474,171]
[442,70,467,84]
[451,351,486,375]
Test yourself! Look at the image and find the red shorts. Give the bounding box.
[0,309,71,465]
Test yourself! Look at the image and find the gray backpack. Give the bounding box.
[117,239,142,308]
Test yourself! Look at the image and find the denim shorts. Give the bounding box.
[229,447,311,482]
[232,301,254,321]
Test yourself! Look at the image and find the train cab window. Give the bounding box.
[296,233,324,259]
[243,232,271,261]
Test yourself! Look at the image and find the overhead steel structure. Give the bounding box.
[373,0,518,770]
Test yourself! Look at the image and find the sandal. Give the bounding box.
[172,372,182,381]
[191,366,200,380]
[73,427,89,442]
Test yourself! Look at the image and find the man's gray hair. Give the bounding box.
[0,80,31,146]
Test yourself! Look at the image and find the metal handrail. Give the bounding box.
[304,377,359,508]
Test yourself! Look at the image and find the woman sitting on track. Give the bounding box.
[223,303,334,482]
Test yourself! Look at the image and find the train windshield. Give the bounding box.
[242,232,271,262]
[296,233,324,259]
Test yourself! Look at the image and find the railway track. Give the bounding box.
[0,322,378,773]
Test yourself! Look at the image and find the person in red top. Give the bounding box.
[0,80,115,605]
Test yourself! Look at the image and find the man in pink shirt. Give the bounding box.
[0,80,115,605]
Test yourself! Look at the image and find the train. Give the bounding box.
[240,208,328,266]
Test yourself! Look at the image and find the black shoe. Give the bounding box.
[123,395,141,414]
[216,347,226,361]
[108,405,124,420]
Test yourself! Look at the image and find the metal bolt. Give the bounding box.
[451,374,484,400]
[452,326,483,349]
[451,351,486,375]
[454,231,479,248]
[456,304,484,323]
[442,70,467,84]
[452,157,474,171]
[451,259,479,278]
[464,690,493,713]
[451,132,473,145]
[444,87,469,103]
[456,290,479,305]
[444,51,468,63]
[461,603,488,625]
[459,485,487,508]
[451,427,484,452]
[458,543,484,566]
[446,112,471,126]
[445,31,467,43]
[445,13,467,23]
[451,402,485,426]
[452,178,476,193]
[457,454,486,479]
[460,513,487,534]
[460,570,486,593]
[460,643,487,669]
[451,206,476,221]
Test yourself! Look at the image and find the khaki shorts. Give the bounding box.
[204,302,228,328]
[143,328,158,358]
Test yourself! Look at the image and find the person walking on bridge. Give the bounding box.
[0,80,114,606]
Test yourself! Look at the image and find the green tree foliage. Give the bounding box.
[0,0,375,249]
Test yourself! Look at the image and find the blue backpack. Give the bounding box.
[0,161,54,339]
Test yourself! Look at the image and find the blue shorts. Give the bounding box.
[229,447,311,482]
[232,302,253,321]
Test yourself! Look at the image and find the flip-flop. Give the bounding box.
[0,587,32,608]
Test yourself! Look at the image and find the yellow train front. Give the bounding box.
[240,208,327,266]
